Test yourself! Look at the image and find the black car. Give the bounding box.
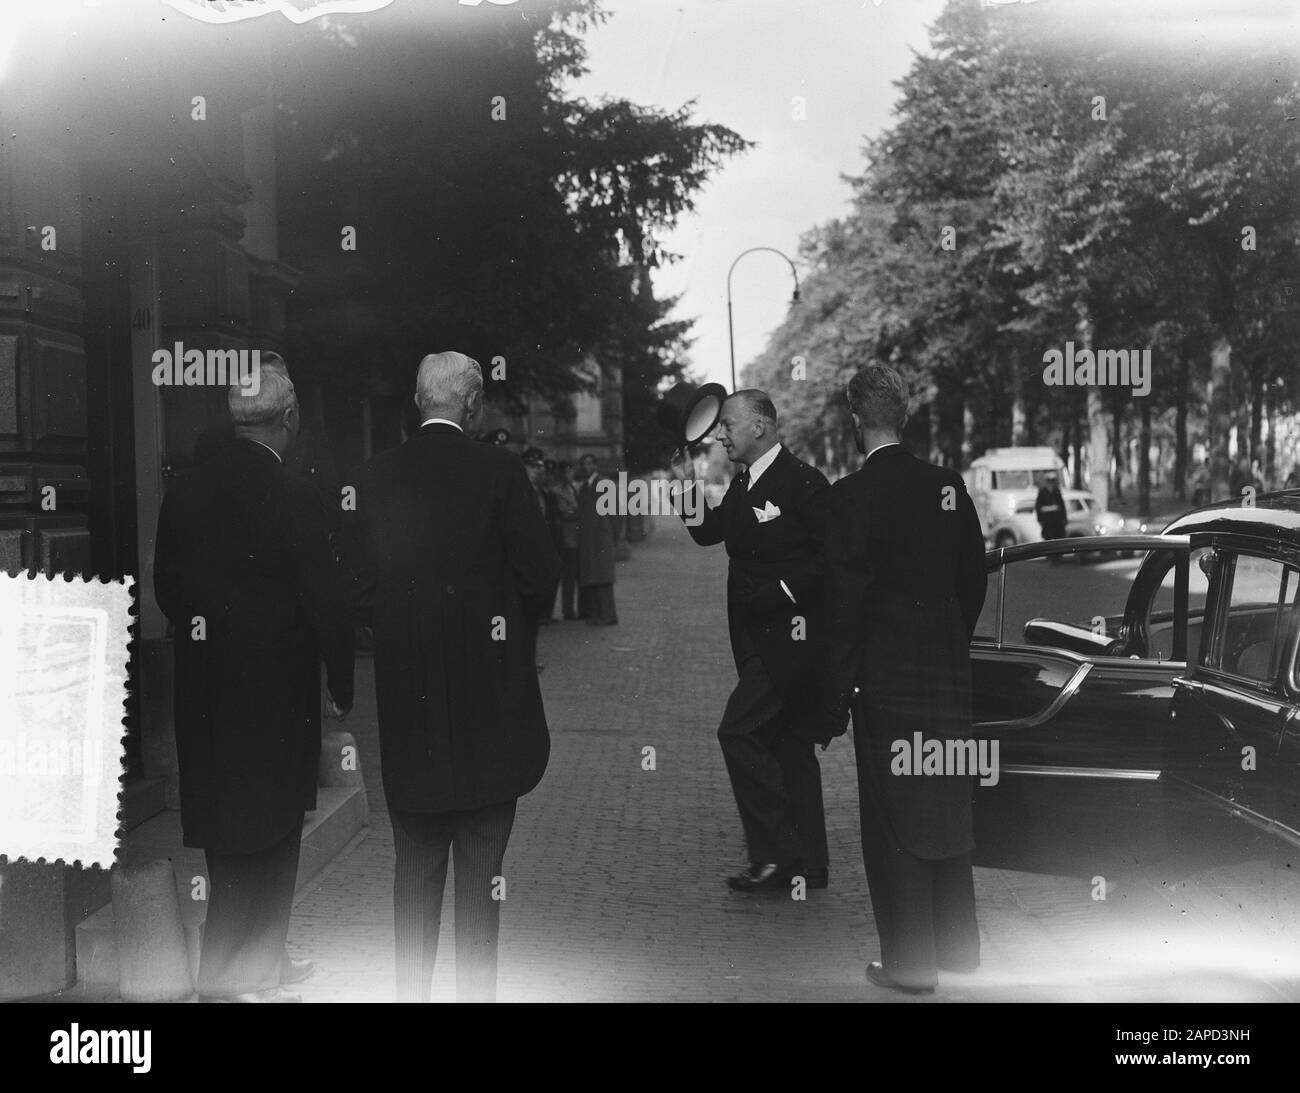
[971,491,1300,873]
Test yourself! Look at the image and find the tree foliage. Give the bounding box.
[271,1,748,447]
[747,0,1299,504]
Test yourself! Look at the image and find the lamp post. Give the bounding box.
[726,246,800,392]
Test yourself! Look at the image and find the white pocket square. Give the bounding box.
[752,501,782,523]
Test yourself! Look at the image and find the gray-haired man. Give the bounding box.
[341,351,559,1002]
[155,363,355,1002]
[670,389,833,893]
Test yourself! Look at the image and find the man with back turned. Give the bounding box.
[341,351,559,1003]
[155,364,354,1003]
[825,365,987,994]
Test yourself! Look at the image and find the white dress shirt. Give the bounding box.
[744,442,781,489]
[421,417,463,431]
[742,443,797,605]
[865,441,901,461]
[250,439,282,463]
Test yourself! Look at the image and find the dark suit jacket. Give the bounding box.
[341,423,560,813]
[154,438,355,855]
[683,446,830,739]
[825,444,987,859]
[1034,486,1066,535]
[576,473,617,586]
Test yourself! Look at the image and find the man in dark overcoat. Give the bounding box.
[341,351,559,1003]
[670,390,834,892]
[1034,472,1066,541]
[549,461,581,620]
[576,452,618,625]
[523,448,559,624]
[825,364,988,994]
[155,366,355,1003]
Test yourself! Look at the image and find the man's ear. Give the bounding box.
[461,388,484,431]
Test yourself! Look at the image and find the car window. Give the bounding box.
[1201,553,1300,684]
[993,470,1035,490]
[974,546,1145,655]
[1145,547,1211,663]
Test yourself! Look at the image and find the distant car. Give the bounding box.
[987,489,1125,549]
[971,491,1300,868]
[988,497,1042,548]
[1064,492,1125,538]
[966,446,1066,547]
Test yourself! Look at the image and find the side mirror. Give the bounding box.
[1198,548,1219,579]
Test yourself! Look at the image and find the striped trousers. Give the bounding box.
[390,799,517,1003]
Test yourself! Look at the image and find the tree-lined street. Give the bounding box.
[289,519,1300,1003]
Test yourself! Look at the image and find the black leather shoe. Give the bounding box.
[201,987,303,1003]
[281,957,315,985]
[803,868,828,890]
[727,863,797,892]
[866,961,934,995]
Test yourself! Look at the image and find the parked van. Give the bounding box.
[963,447,1066,547]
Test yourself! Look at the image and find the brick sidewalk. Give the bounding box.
[290,517,1300,1003]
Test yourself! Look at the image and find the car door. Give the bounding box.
[1167,541,1300,851]
[973,534,1191,775]
[971,534,1192,872]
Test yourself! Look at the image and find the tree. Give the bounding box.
[271,1,749,456]
[747,0,1300,513]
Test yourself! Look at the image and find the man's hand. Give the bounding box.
[824,696,852,744]
[324,696,352,722]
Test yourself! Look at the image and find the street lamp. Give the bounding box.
[726,246,801,392]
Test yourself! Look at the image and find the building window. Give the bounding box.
[574,360,602,435]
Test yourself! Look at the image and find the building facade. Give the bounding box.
[0,12,293,999]
[481,357,626,470]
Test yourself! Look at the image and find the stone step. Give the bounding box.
[75,784,368,987]
[117,776,167,834]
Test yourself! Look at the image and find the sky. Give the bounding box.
[568,0,949,389]
[566,0,1299,391]
[7,0,1291,395]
